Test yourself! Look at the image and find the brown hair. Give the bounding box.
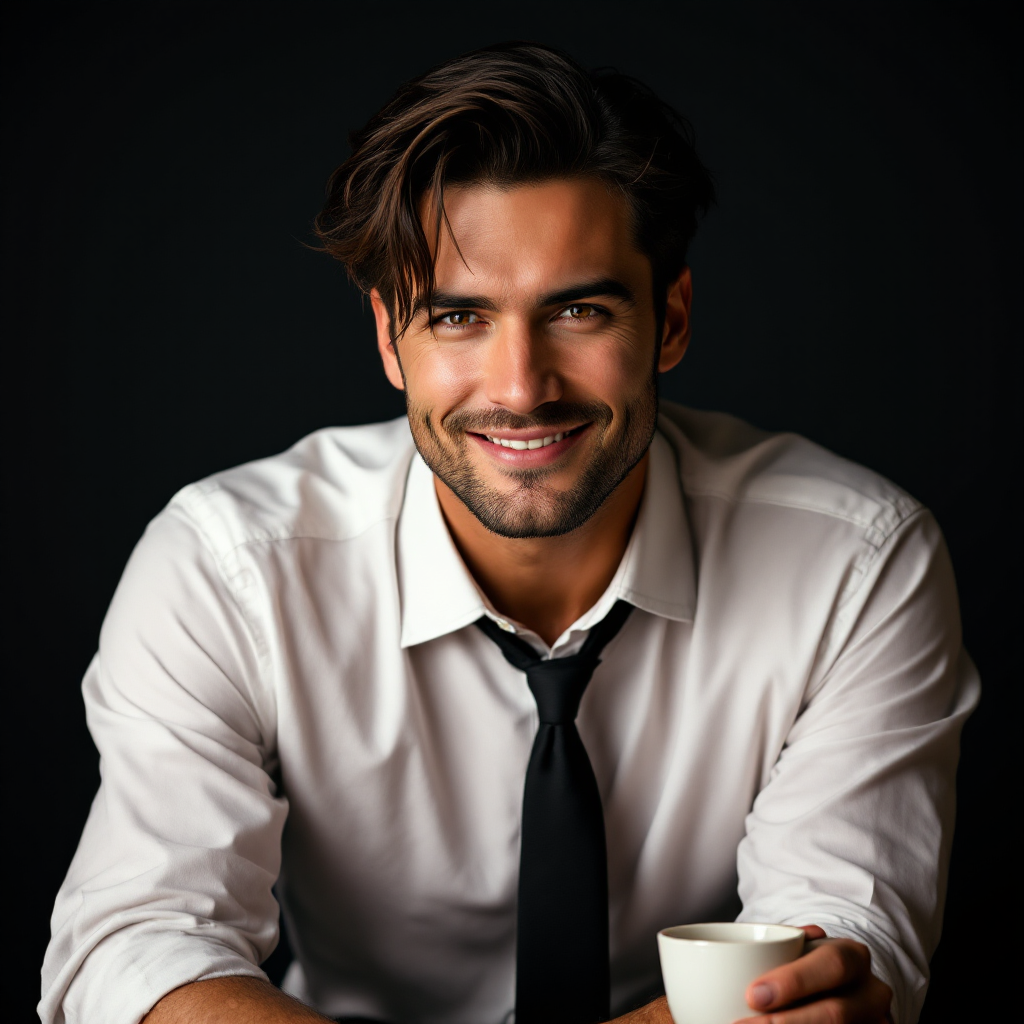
[313,41,715,339]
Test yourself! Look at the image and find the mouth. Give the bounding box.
[468,423,591,465]
[481,425,585,449]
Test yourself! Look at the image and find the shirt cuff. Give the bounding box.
[42,926,269,1024]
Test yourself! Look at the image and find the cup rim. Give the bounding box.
[658,922,806,946]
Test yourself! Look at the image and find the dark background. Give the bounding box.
[4,2,1020,1021]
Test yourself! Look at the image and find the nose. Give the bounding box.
[481,320,563,414]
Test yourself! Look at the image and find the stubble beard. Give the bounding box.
[406,375,659,539]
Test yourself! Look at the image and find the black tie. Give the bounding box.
[477,600,634,1024]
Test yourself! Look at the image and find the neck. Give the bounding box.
[435,455,649,646]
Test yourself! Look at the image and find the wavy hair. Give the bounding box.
[313,42,715,339]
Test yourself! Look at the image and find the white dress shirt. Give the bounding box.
[40,401,979,1024]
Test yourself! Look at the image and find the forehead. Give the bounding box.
[429,178,648,299]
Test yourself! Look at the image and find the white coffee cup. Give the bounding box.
[657,922,805,1024]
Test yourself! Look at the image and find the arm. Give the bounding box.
[615,510,974,1024]
[616,511,974,1024]
[41,506,289,1023]
[143,977,331,1022]
[732,509,978,1023]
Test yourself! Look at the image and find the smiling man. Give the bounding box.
[381,178,676,647]
[41,43,977,1024]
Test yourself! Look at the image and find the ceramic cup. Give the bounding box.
[657,922,805,1024]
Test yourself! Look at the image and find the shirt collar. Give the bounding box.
[396,427,696,650]
[396,448,489,649]
[615,427,697,624]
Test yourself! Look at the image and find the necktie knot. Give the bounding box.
[526,654,602,724]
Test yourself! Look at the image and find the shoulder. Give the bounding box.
[657,400,922,551]
[157,417,416,562]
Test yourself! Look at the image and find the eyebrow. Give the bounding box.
[422,277,636,315]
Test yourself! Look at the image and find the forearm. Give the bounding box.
[148,983,667,1024]
[143,976,333,1023]
[613,996,671,1022]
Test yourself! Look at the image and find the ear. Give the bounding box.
[370,289,405,391]
[658,266,692,374]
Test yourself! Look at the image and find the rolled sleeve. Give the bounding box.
[40,507,288,1024]
[736,509,980,1024]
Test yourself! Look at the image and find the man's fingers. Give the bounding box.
[746,939,871,1011]
[736,971,893,1023]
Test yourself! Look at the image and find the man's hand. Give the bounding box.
[737,925,893,1023]
[142,976,333,1023]
[611,926,893,1024]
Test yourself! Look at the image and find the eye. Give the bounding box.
[557,304,602,320]
[436,311,481,326]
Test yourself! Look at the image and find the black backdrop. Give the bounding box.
[4,3,1021,1021]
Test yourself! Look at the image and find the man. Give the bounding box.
[40,42,977,1024]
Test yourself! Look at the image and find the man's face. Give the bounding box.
[372,177,689,538]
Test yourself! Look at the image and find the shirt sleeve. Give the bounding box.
[39,505,288,1024]
[735,508,980,1024]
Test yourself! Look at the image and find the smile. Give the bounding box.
[483,430,572,450]
[469,424,590,464]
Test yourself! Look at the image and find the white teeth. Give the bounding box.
[485,430,569,450]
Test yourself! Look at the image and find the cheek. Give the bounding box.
[560,330,654,398]
[402,343,480,412]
